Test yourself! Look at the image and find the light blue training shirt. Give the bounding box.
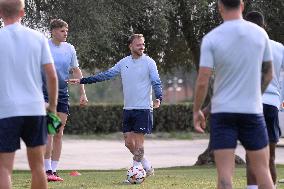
[0,23,54,119]
[80,54,163,110]
[200,19,272,114]
[262,40,284,108]
[42,40,79,104]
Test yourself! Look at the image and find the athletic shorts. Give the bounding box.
[0,116,47,152]
[57,102,69,115]
[263,104,281,143]
[210,113,268,151]
[122,109,153,134]
[45,99,69,115]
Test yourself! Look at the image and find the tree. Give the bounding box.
[23,0,283,164]
[244,0,284,43]
[23,0,195,73]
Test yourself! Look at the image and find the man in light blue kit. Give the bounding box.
[68,34,163,180]
[42,19,88,182]
[245,11,284,189]
[0,0,58,188]
[193,0,274,188]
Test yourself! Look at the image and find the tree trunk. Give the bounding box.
[195,145,246,166]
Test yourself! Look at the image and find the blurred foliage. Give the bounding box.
[21,0,283,105]
[23,0,283,74]
[244,0,284,43]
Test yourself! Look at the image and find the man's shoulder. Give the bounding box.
[269,39,284,50]
[0,24,44,39]
[20,25,46,39]
[243,21,268,38]
[202,25,223,43]
[61,42,76,51]
[142,54,156,65]
[118,55,131,64]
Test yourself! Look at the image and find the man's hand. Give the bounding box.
[193,110,206,133]
[153,99,160,108]
[80,94,88,107]
[66,79,80,84]
[201,105,211,120]
[45,102,56,114]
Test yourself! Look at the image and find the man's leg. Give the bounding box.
[269,143,277,184]
[214,149,235,189]
[246,153,258,189]
[124,132,153,176]
[44,135,53,170]
[262,104,279,185]
[246,146,274,189]
[51,112,67,180]
[132,133,145,163]
[124,132,145,164]
[124,132,135,154]
[0,153,15,189]
[27,145,48,189]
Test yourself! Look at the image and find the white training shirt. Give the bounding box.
[200,19,272,114]
[0,22,54,119]
[263,40,284,108]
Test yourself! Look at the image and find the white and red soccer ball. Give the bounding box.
[127,166,146,184]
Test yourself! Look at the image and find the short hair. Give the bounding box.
[0,0,24,18]
[245,11,265,28]
[128,34,144,45]
[50,19,68,31]
[219,0,241,9]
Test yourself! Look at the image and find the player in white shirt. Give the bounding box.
[245,11,284,189]
[0,0,58,188]
[193,0,274,188]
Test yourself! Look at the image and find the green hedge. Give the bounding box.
[65,104,194,134]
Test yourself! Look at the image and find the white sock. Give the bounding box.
[51,160,59,173]
[133,160,142,167]
[247,185,258,189]
[141,157,152,171]
[44,159,52,171]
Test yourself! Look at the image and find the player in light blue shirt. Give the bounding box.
[193,0,274,188]
[0,0,58,188]
[42,19,88,182]
[68,34,162,179]
[245,11,284,188]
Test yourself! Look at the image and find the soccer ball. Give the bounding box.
[127,166,146,184]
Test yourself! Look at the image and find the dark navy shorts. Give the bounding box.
[45,99,69,115]
[210,113,268,151]
[263,104,281,143]
[57,102,69,115]
[0,116,47,152]
[122,109,153,134]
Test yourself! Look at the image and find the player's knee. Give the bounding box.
[30,164,44,174]
[54,131,63,140]
[0,166,11,176]
[125,141,134,151]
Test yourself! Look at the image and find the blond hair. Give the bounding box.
[0,0,24,18]
[128,34,145,44]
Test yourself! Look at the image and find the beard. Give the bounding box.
[133,49,144,57]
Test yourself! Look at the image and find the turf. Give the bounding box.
[12,166,284,189]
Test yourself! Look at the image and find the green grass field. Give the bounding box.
[12,166,284,189]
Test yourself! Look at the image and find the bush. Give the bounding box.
[65,103,195,134]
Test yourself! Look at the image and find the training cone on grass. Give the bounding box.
[69,171,81,176]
